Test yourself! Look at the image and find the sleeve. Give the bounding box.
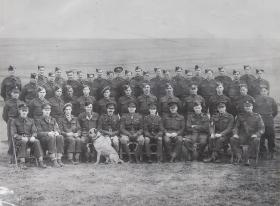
[31,119,38,138]
[233,116,240,136]
[10,119,20,140]
[256,114,265,138]
[120,116,130,136]
[209,117,215,135]
[135,114,144,136]
[58,119,67,136]
[54,119,61,133]
[196,116,210,133]
[186,116,193,133]
[0,79,6,99]
[156,117,164,137]
[272,98,278,118]
[177,117,185,136]
[76,118,81,136]
[19,86,26,101]
[143,116,151,137]
[220,115,234,136]
[35,119,48,137]
[2,103,9,122]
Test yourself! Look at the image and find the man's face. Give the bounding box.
[190,86,198,95]
[176,69,182,76]
[186,72,193,79]
[156,69,161,76]
[240,87,248,95]
[169,105,178,114]
[30,77,37,84]
[218,106,226,114]
[108,73,114,80]
[195,68,202,76]
[244,105,253,113]
[166,86,173,95]
[55,88,62,97]
[143,85,150,94]
[11,92,19,99]
[128,106,136,113]
[260,88,268,96]
[42,108,51,117]
[164,71,170,79]
[206,71,213,79]
[219,69,225,75]
[19,109,28,118]
[149,108,157,115]
[107,106,115,116]
[55,70,62,77]
[64,106,72,115]
[233,72,240,80]
[38,68,45,75]
[216,85,224,93]
[257,71,263,79]
[244,67,250,74]
[85,104,93,113]
[48,76,55,82]
[97,71,103,78]
[67,72,74,79]
[38,89,46,99]
[125,72,132,79]
[67,88,73,96]
[194,105,202,114]
[83,87,90,96]
[9,70,15,76]
[135,69,142,76]
[103,90,110,98]
[125,87,132,96]
[78,73,84,80]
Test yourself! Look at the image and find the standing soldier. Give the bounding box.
[59,103,82,164]
[111,67,125,100]
[182,84,206,118]
[106,71,114,89]
[86,73,95,97]
[76,70,87,96]
[54,67,66,87]
[37,65,48,87]
[117,85,136,116]
[162,69,172,85]
[240,65,256,97]
[214,67,232,96]
[63,85,79,117]
[137,83,157,116]
[159,83,181,117]
[131,66,145,98]
[77,85,97,114]
[228,70,246,103]
[64,70,82,98]
[198,69,218,111]
[10,103,47,169]
[184,70,195,97]
[44,72,58,99]
[92,69,109,100]
[28,87,49,120]
[233,84,255,116]
[191,65,205,87]
[1,66,21,101]
[171,66,186,99]
[255,86,278,159]
[78,102,99,161]
[120,101,144,163]
[123,70,133,86]
[143,103,164,163]
[97,102,120,152]
[184,103,210,161]
[48,86,65,121]
[97,86,117,115]
[251,69,270,98]
[20,73,39,104]
[204,103,234,163]
[162,101,185,162]
[143,71,150,84]
[35,103,65,167]
[230,101,265,166]
[208,83,231,116]
[150,68,165,99]
[2,87,24,155]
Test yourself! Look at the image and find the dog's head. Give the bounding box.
[88,128,101,141]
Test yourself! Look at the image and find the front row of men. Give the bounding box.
[9,93,265,169]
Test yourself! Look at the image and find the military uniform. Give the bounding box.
[59,115,82,156]
[63,94,80,117]
[143,114,164,161]
[137,94,157,115]
[111,77,125,100]
[117,95,136,115]
[184,113,210,160]
[64,79,82,98]
[171,75,187,99]
[92,77,110,100]
[191,75,204,87]
[48,96,65,121]
[162,113,185,160]
[150,76,165,99]
[97,113,120,151]
[54,76,66,88]
[233,94,255,115]
[120,112,144,161]
[159,95,181,116]
[130,75,145,98]
[37,74,48,87]
[240,74,256,97]
[227,79,246,102]
[10,116,44,159]
[182,94,206,116]
[97,97,117,114]
[35,116,64,157]
[208,94,231,115]
[20,82,39,104]
[43,81,58,99]
[198,79,218,109]
[255,95,278,156]
[214,75,232,95]
[230,111,265,161]
[77,95,97,114]
[1,75,21,101]
[28,97,50,119]
[251,78,270,98]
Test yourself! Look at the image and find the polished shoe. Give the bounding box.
[244,160,250,166]
[52,160,60,168]
[203,157,214,163]
[39,161,47,168]
[57,159,65,167]
[19,162,27,170]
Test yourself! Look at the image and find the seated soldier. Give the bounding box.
[184,102,210,161]
[143,103,164,163]
[162,101,185,162]
[59,103,82,164]
[204,103,234,163]
[97,102,120,152]
[35,103,64,167]
[230,101,265,166]
[120,101,144,163]
[10,103,47,169]
[78,101,99,162]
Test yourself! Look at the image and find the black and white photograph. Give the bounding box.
[0,0,279,205]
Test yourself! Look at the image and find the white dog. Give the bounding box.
[89,128,123,164]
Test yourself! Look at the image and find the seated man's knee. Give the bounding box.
[111,136,119,145]
[176,136,183,142]
[144,137,150,144]
[157,136,163,142]
[120,135,128,144]
[137,135,145,145]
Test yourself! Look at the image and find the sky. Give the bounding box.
[0,0,280,39]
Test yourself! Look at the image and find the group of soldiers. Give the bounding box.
[1,64,278,169]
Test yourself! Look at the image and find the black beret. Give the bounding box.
[8,65,15,71]
[55,67,61,72]
[48,72,55,77]
[135,66,142,71]
[63,103,72,111]
[101,86,110,94]
[30,73,37,79]
[175,66,182,72]
[18,103,28,111]
[233,70,240,75]
[11,86,20,93]
[218,67,224,71]
[114,67,123,73]
[87,73,94,78]
[217,102,226,108]
[168,101,178,107]
[244,101,253,107]
[205,69,213,73]
[107,71,113,75]
[106,102,116,108]
[256,69,264,74]
[41,103,51,110]
[38,65,45,70]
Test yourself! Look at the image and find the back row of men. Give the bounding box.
[1,65,277,167]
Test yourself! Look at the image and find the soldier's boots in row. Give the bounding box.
[203,152,221,163]
[52,159,65,167]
